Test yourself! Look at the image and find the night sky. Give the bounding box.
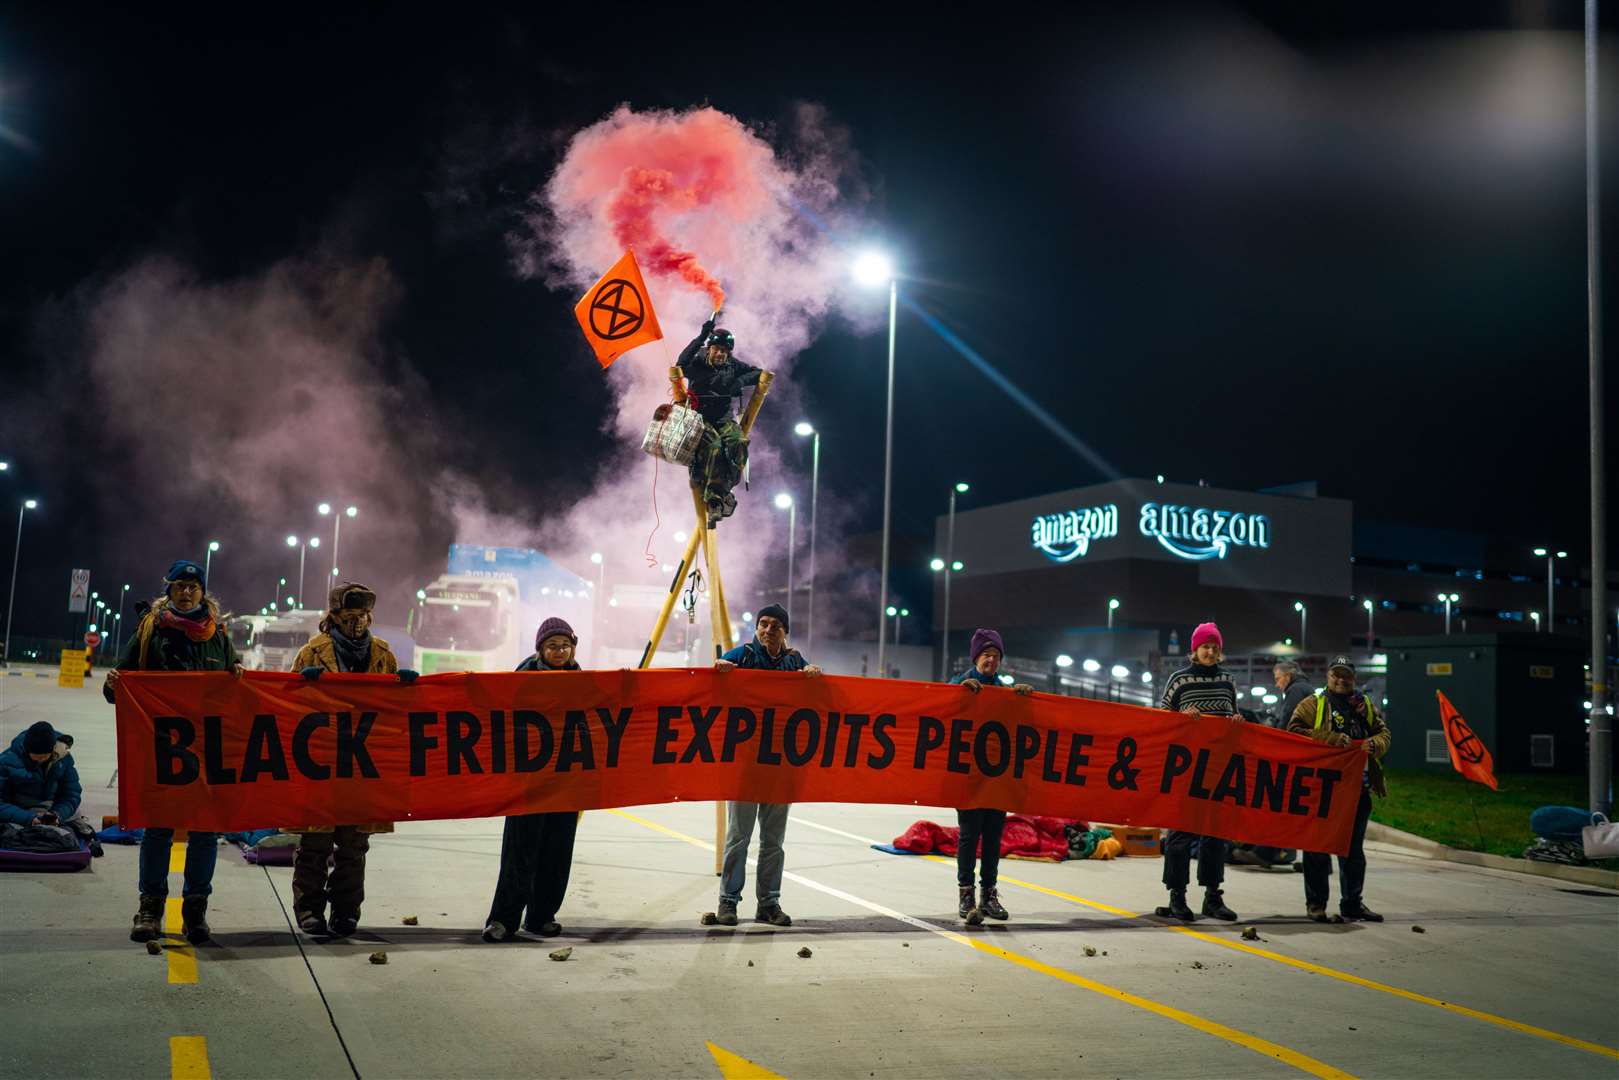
[0,3,1613,641]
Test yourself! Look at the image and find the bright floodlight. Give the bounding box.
[743,611,753,622]
[0,461,7,470]
[23,499,36,509]
[1141,672,1153,684]
[1082,658,1101,673]
[1363,599,1373,610]
[951,560,964,571]
[1557,550,1568,558]
[318,503,331,515]
[1110,664,1129,679]
[794,421,815,437]
[885,605,897,617]
[1533,547,1548,556]
[590,552,604,565]
[774,492,793,510]
[1294,600,1305,612]
[1263,694,1278,705]
[930,557,945,572]
[1251,687,1266,697]
[1055,654,1074,668]
[345,506,357,518]
[1108,598,1120,610]
[852,251,894,287]
[416,589,426,600]
[955,482,970,493]
[309,537,319,548]
[287,535,299,547]
[208,540,220,552]
[1450,593,1459,602]
[900,608,910,617]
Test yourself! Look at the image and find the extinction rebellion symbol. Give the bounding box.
[589,279,646,341]
[1446,714,1485,764]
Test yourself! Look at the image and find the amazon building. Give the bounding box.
[930,474,1604,679]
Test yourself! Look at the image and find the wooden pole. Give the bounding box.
[637,528,703,670]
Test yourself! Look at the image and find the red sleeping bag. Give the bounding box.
[893,815,1080,860]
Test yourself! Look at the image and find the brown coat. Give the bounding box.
[1288,691,1391,798]
[286,633,399,834]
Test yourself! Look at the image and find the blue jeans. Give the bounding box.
[138,828,219,898]
[720,802,788,905]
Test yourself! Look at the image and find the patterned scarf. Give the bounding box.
[328,624,373,673]
[158,606,216,643]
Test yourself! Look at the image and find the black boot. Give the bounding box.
[181,896,211,944]
[297,909,329,936]
[979,886,1009,921]
[1158,890,1195,921]
[1201,889,1238,921]
[1340,902,1383,923]
[958,885,982,925]
[130,895,164,943]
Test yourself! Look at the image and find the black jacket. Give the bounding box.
[677,325,762,425]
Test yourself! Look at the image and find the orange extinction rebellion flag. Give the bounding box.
[573,250,664,368]
[1436,690,1498,790]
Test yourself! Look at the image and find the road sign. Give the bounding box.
[84,631,102,647]
[57,647,87,689]
[68,569,91,614]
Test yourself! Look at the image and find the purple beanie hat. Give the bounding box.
[969,627,1005,663]
[535,617,577,651]
[1190,622,1222,653]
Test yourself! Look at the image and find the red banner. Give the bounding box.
[114,670,1367,853]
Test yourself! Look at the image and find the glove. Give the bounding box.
[397,669,419,684]
[701,318,715,337]
[300,667,322,681]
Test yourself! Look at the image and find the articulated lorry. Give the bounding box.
[410,545,594,674]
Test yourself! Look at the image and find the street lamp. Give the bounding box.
[1530,610,1542,631]
[114,583,130,658]
[773,493,796,610]
[885,604,910,647]
[854,250,898,681]
[1294,601,1307,651]
[1082,658,1102,673]
[1438,592,1460,635]
[1363,598,1375,645]
[1110,663,1129,680]
[287,535,310,608]
[795,421,820,654]
[1107,597,1120,630]
[4,499,37,668]
[939,481,969,679]
[319,503,358,580]
[204,539,220,583]
[1531,548,1568,632]
[1055,654,1074,668]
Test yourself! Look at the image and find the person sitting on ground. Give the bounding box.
[1156,622,1245,923]
[952,628,1034,925]
[708,603,821,928]
[677,314,764,526]
[287,582,410,939]
[484,617,585,944]
[1288,655,1391,924]
[104,558,244,945]
[0,721,83,828]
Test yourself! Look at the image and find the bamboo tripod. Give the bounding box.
[639,364,773,872]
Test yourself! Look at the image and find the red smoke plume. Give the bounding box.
[608,168,726,309]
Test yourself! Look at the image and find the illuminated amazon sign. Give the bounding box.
[1032,504,1119,562]
[1139,502,1271,561]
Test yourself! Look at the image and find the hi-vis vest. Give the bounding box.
[1313,689,1377,732]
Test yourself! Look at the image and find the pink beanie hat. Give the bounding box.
[1190,622,1222,652]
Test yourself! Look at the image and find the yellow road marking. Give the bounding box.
[169,843,186,873]
[791,815,1619,1063]
[164,899,198,984]
[707,1040,788,1079]
[610,810,1353,1080]
[169,1035,211,1079]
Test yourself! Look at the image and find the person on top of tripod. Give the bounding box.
[677,313,763,527]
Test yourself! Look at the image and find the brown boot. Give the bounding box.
[130,895,164,943]
[181,896,211,944]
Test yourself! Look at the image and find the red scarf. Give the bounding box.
[158,607,216,643]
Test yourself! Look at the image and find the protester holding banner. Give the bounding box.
[1288,655,1390,923]
[952,628,1034,924]
[484,617,585,943]
[104,559,242,945]
[1155,622,1243,922]
[287,583,404,938]
[708,603,820,927]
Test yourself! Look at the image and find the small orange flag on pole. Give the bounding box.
[573,250,664,368]
[1436,690,1498,790]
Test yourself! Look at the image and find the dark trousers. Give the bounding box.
[956,808,1006,888]
[293,827,371,918]
[487,811,579,930]
[1163,832,1227,891]
[1304,788,1373,910]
